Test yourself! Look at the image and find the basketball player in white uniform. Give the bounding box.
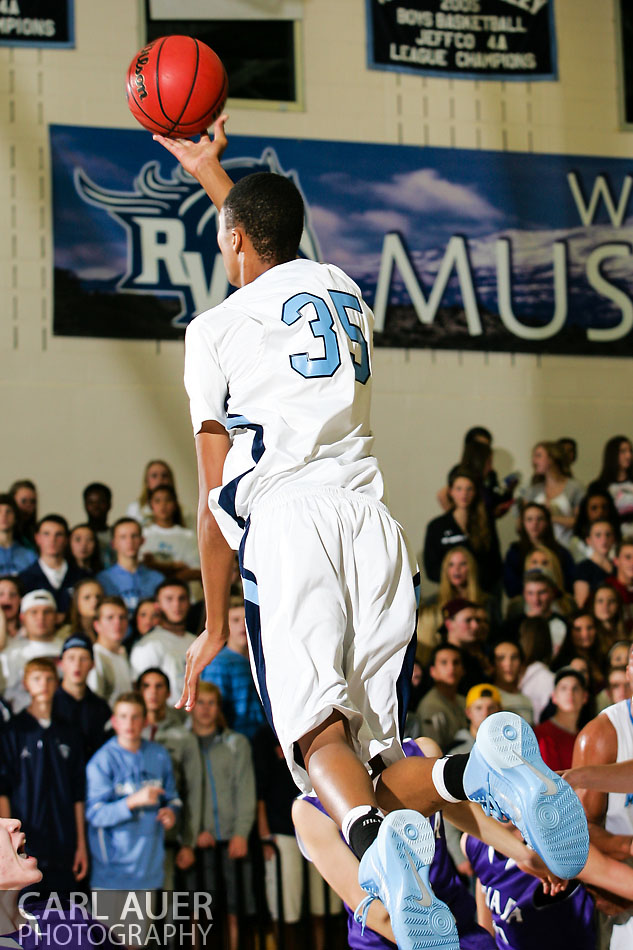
[573,641,633,949]
[154,117,589,949]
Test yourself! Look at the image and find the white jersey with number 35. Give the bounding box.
[184,258,384,548]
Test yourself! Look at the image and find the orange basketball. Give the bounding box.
[126,35,228,138]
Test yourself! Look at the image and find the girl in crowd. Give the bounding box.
[595,434,633,537]
[140,485,201,583]
[0,494,36,576]
[551,610,607,695]
[503,502,575,597]
[423,469,500,593]
[417,547,486,663]
[569,487,620,562]
[490,639,534,722]
[520,441,584,549]
[68,523,102,575]
[518,617,555,723]
[59,577,104,642]
[8,479,37,549]
[573,520,616,608]
[589,583,626,647]
[126,459,178,528]
[125,597,160,652]
[0,576,22,641]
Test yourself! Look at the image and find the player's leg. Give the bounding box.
[298,711,384,857]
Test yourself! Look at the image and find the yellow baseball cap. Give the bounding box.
[465,683,502,708]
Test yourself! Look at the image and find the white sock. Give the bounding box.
[431,757,462,804]
[341,804,384,845]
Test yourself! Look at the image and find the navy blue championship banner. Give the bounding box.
[0,0,74,47]
[366,0,557,81]
[51,124,633,355]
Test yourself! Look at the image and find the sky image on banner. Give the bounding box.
[50,123,633,355]
[366,0,557,81]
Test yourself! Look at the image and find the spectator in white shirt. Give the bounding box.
[130,579,195,706]
[141,486,201,584]
[1,590,65,712]
[86,596,132,708]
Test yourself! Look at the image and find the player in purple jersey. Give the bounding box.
[464,835,595,950]
[293,737,563,949]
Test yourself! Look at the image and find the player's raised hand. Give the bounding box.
[153,113,229,178]
[176,627,227,711]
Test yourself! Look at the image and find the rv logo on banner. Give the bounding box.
[72,151,320,331]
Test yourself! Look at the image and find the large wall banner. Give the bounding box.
[366,0,557,81]
[0,0,74,48]
[51,124,633,356]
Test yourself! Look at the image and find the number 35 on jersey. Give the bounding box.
[281,290,371,384]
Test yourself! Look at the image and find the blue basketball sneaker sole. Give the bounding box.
[463,711,589,879]
[357,809,459,949]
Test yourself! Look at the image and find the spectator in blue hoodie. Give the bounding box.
[85,690,180,892]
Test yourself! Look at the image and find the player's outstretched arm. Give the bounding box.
[291,799,395,944]
[177,422,234,712]
[153,114,234,210]
[563,760,633,794]
[572,715,633,859]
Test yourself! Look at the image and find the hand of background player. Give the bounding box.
[517,850,567,894]
[177,627,228,711]
[73,842,88,881]
[153,114,229,179]
[228,835,248,859]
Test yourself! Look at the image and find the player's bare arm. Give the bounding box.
[153,114,233,209]
[177,421,234,712]
[291,797,395,945]
[563,759,633,794]
[572,714,633,859]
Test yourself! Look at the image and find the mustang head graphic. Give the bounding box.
[74,148,321,328]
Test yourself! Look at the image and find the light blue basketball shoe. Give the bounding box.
[356,809,459,949]
[463,711,589,879]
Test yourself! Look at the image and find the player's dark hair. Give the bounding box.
[35,513,69,535]
[83,482,112,504]
[224,172,304,265]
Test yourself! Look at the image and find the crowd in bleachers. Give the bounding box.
[2,432,633,948]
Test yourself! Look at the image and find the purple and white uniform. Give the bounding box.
[465,836,595,950]
[300,739,494,949]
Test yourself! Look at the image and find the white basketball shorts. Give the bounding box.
[239,485,419,793]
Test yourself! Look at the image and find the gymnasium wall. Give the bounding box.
[1,0,631,569]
